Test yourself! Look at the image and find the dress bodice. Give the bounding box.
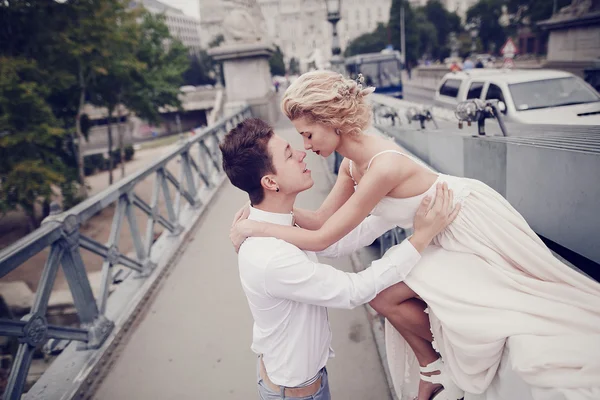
[349,151,470,229]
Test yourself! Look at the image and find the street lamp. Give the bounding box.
[324,0,344,74]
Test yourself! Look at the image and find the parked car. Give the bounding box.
[434,69,600,125]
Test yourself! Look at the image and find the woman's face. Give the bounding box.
[292,116,340,158]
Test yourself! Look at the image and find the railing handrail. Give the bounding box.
[0,105,252,400]
[0,105,249,275]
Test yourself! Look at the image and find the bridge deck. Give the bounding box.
[92,121,392,400]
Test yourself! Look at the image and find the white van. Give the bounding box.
[434,69,600,125]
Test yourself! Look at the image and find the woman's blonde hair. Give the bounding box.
[281,70,375,136]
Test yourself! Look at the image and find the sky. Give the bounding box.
[164,0,200,19]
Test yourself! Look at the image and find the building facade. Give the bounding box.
[199,0,391,72]
[133,0,203,56]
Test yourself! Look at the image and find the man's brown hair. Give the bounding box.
[219,118,276,205]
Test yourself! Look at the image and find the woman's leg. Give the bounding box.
[370,282,430,338]
[370,284,443,400]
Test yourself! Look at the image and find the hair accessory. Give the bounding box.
[335,82,351,98]
[356,73,365,91]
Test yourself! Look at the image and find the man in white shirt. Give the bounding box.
[219,118,457,400]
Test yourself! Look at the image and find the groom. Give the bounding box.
[220,118,455,399]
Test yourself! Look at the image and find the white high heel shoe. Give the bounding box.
[418,358,465,400]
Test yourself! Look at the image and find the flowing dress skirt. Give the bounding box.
[383,177,600,400]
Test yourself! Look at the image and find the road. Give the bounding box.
[402,83,436,105]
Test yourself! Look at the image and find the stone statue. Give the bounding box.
[222,0,268,44]
[556,0,600,18]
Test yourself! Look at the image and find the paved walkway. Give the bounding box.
[94,120,392,400]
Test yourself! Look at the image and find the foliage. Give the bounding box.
[57,0,130,195]
[83,145,134,177]
[422,0,462,59]
[125,12,188,125]
[269,46,286,76]
[507,0,571,31]
[183,51,217,86]
[389,0,421,64]
[209,34,225,49]
[288,57,300,75]
[0,0,189,230]
[0,57,67,230]
[344,23,388,57]
[466,0,508,54]
[413,9,438,60]
[89,5,144,184]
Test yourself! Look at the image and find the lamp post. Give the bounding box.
[324,0,344,74]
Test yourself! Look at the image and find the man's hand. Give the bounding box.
[410,182,461,253]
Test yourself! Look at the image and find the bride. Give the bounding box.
[230,71,600,400]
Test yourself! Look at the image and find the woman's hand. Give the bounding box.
[232,201,251,226]
[230,219,253,253]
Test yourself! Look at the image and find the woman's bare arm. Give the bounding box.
[293,158,355,230]
[240,153,411,251]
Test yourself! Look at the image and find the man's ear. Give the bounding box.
[260,174,278,193]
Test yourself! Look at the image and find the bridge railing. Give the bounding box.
[0,106,251,399]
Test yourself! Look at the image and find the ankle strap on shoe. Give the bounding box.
[419,358,443,374]
[419,358,444,384]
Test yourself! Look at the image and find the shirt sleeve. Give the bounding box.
[316,215,397,259]
[264,239,421,309]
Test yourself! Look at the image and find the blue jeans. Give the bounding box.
[256,359,331,400]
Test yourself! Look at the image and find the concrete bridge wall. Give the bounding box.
[378,124,600,268]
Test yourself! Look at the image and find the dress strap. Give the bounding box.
[348,160,357,186]
[366,149,436,173]
[366,150,406,171]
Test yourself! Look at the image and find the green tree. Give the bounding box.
[0,0,83,223]
[288,57,300,75]
[414,9,438,60]
[389,0,420,64]
[344,23,389,57]
[58,0,128,197]
[506,0,570,54]
[0,58,67,230]
[507,0,571,30]
[209,34,225,49]
[90,6,144,184]
[269,45,286,76]
[183,51,217,86]
[423,0,462,59]
[466,0,508,54]
[125,12,188,127]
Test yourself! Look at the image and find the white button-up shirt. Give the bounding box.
[238,206,421,387]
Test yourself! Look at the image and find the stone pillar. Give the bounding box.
[208,42,278,123]
[538,0,600,78]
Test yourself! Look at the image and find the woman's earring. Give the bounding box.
[335,129,340,136]
[276,187,280,192]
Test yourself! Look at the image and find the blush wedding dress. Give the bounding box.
[349,150,600,400]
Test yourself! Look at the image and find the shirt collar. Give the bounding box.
[248,206,294,226]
